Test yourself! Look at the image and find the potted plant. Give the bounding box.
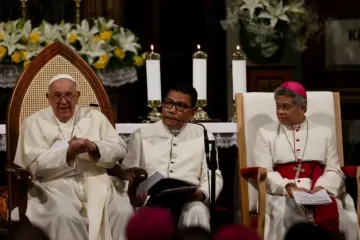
[221,0,322,63]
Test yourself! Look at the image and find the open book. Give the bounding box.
[136,171,197,197]
[292,189,332,205]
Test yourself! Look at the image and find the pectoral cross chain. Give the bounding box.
[293,163,305,179]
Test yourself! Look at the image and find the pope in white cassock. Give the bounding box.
[13,74,133,240]
[253,81,359,240]
[122,82,223,231]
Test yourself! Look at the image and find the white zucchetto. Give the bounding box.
[48,74,76,86]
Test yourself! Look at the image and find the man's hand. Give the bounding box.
[193,190,206,202]
[285,183,309,198]
[180,189,205,202]
[310,186,324,194]
[135,193,147,207]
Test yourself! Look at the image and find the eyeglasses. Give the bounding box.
[163,99,192,112]
[51,92,76,103]
[276,103,295,111]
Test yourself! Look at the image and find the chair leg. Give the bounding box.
[356,167,360,225]
[257,168,267,240]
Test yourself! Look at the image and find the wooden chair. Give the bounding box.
[5,41,147,223]
[235,92,360,239]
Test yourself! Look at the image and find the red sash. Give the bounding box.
[274,161,339,232]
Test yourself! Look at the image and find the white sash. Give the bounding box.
[86,173,112,240]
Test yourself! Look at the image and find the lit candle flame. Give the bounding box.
[236,45,240,51]
[151,45,154,51]
[197,44,201,50]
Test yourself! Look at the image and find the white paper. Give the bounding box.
[232,60,247,99]
[193,59,207,100]
[292,189,332,205]
[146,60,162,100]
[136,171,164,195]
[50,140,68,151]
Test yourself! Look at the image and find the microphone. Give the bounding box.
[89,103,117,109]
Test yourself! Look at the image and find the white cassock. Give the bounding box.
[13,106,133,240]
[122,121,223,231]
[253,119,359,240]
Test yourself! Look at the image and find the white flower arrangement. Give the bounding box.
[221,0,322,58]
[0,18,145,69]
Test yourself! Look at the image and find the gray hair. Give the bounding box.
[274,87,307,106]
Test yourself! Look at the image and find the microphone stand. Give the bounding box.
[209,139,217,231]
[191,122,217,232]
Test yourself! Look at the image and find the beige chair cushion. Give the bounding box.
[20,55,100,129]
[242,91,336,212]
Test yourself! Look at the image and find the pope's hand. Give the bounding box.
[68,137,88,155]
[83,138,98,152]
[68,137,98,154]
[285,183,309,198]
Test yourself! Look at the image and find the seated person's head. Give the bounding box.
[274,81,307,126]
[284,222,332,240]
[162,82,197,129]
[46,74,80,123]
[174,226,211,240]
[213,224,260,240]
[126,207,175,240]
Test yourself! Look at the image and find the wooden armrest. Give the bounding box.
[5,164,35,188]
[107,163,148,183]
[341,166,360,178]
[240,167,267,181]
[5,164,33,223]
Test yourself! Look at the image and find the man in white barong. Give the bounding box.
[122,82,223,231]
[253,81,359,240]
[13,74,133,240]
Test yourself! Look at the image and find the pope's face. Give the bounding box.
[275,95,306,125]
[47,78,80,123]
[161,90,196,129]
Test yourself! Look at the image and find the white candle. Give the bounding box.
[146,45,161,101]
[192,44,207,100]
[232,45,247,99]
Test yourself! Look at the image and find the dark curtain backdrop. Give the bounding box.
[0,0,124,25]
[0,0,228,123]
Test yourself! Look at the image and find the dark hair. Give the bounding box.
[167,82,198,107]
[284,223,332,240]
[9,221,50,240]
[173,227,211,240]
[274,87,307,106]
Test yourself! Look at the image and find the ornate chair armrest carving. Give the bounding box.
[107,163,148,207]
[5,163,148,220]
[5,164,34,222]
